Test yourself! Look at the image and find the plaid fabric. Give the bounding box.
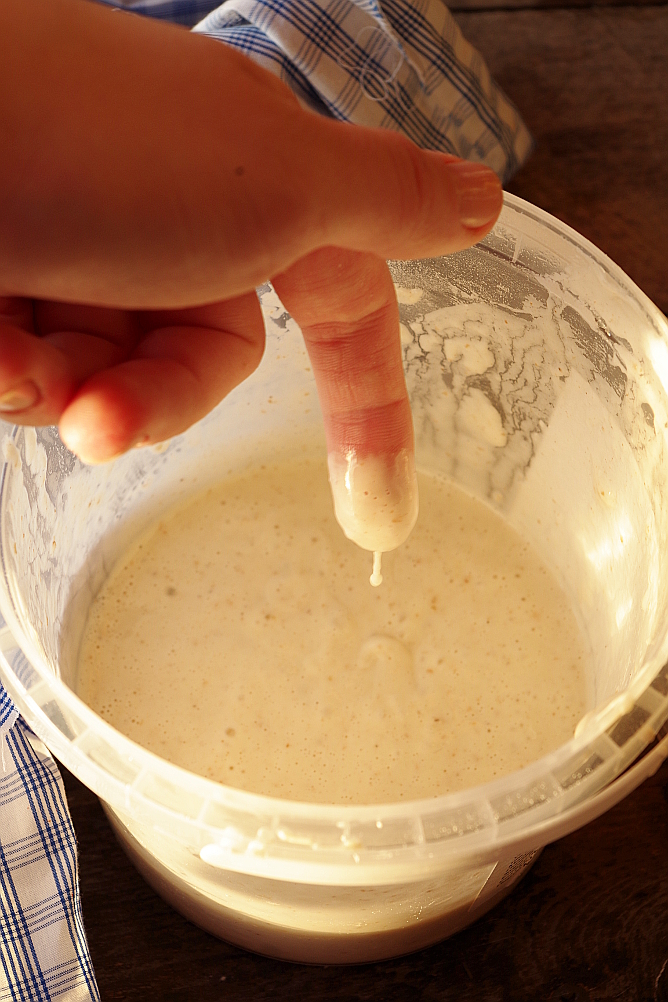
[98,0,220,25]
[104,0,532,181]
[0,703,99,1002]
[0,0,531,994]
[193,0,532,181]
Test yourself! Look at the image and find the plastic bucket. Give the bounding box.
[1,193,668,963]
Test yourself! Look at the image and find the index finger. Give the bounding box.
[272,248,418,553]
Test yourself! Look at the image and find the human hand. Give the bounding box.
[1,0,502,544]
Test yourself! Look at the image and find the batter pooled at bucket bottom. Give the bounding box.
[76,452,589,804]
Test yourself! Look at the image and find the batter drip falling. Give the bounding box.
[327,448,419,587]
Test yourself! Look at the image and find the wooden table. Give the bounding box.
[64,2,668,997]
[457,0,667,318]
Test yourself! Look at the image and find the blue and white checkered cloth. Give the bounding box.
[108,0,532,181]
[0,684,99,1002]
[0,1,531,996]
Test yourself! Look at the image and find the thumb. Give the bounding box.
[300,119,503,263]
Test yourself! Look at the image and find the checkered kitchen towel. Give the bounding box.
[111,0,532,181]
[0,684,98,1002]
[0,1,531,997]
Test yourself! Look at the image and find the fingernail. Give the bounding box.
[63,441,125,465]
[60,427,148,465]
[0,380,41,413]
[60,430,115,465]
[449,161,503,229]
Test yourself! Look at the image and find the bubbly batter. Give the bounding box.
[76,454,589,804]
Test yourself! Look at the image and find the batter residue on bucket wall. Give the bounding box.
[75,452,589,804]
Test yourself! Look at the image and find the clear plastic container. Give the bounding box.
[1,193,668,963]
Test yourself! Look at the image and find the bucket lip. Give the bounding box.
[2,192,668,859]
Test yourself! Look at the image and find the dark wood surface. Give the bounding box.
[458,3,668,316]
[450,0,667,13]
[64,3,668,999]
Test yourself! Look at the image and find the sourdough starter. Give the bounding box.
[76,454,589,804]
